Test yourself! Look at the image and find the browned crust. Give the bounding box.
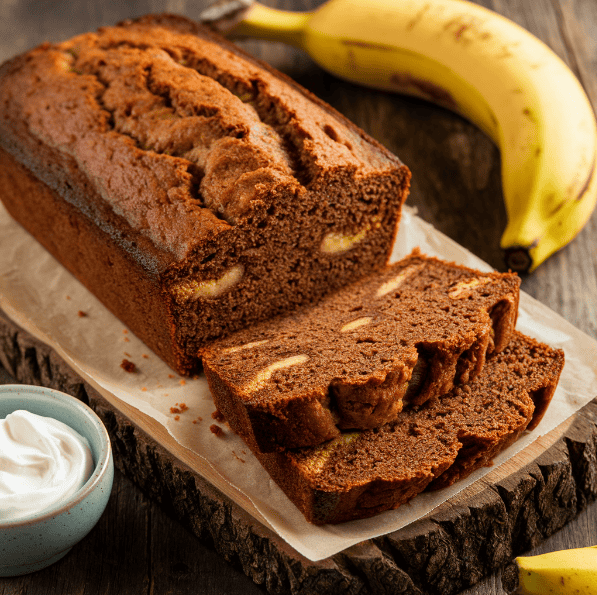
[123,13,407,168]
[0,15,410,375]
[0,146,187,372]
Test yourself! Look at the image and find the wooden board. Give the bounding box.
[1,308,596,595]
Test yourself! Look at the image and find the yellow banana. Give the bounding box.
[202,0,597,272]
[515,545,597,594]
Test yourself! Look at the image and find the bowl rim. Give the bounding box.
[0,384,112,528]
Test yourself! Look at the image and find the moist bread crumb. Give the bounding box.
[212,409,225,422]
[202,250,521,452]
[120,358,137,373]
[210,424,224,437]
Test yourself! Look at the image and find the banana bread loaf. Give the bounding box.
[241,331,564,524]
[202,250,521,451]
[0,14,410,375]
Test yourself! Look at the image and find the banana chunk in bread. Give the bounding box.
[0,14,410,374]
[202,251,521,451]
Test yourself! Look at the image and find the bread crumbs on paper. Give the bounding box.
[179,379,186,386]
[169,402,189,422]
[211,410,225,422]
[232,451,245,463]
[77,310,87,317]
[120,359,136,373]
[210,424,224,437]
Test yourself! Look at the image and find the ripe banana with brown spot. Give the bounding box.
[201,0,597,272]
[515,545,597,594]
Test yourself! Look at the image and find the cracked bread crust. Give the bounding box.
[242,331,564,525]
[0,14,410,374]
[202,251,521,452]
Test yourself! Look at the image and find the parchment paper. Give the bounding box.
[1,202,596,561]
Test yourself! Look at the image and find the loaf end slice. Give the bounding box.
[203,250,521,451]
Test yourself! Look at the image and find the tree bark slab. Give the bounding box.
[1,309,595,595]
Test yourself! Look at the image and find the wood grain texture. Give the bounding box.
[0,0,596,593]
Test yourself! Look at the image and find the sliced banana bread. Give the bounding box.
[242,331,564,524]
[202,250,521,451]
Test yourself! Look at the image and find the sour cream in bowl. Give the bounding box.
[0,409,95,521]
[0,385,114,576]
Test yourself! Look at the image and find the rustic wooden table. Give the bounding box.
[0,0,596,593]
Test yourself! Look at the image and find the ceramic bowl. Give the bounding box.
[0,384,114,576]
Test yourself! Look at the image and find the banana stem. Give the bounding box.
[231,3,312,48]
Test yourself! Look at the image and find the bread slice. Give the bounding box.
[202,251,521,451]
[240,331,564,525]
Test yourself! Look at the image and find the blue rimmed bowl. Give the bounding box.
[0,384,114,576]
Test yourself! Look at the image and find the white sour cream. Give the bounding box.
[0,410,94,522]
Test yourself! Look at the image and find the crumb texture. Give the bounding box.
[203,251,522,451]
[251,331,564,524]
